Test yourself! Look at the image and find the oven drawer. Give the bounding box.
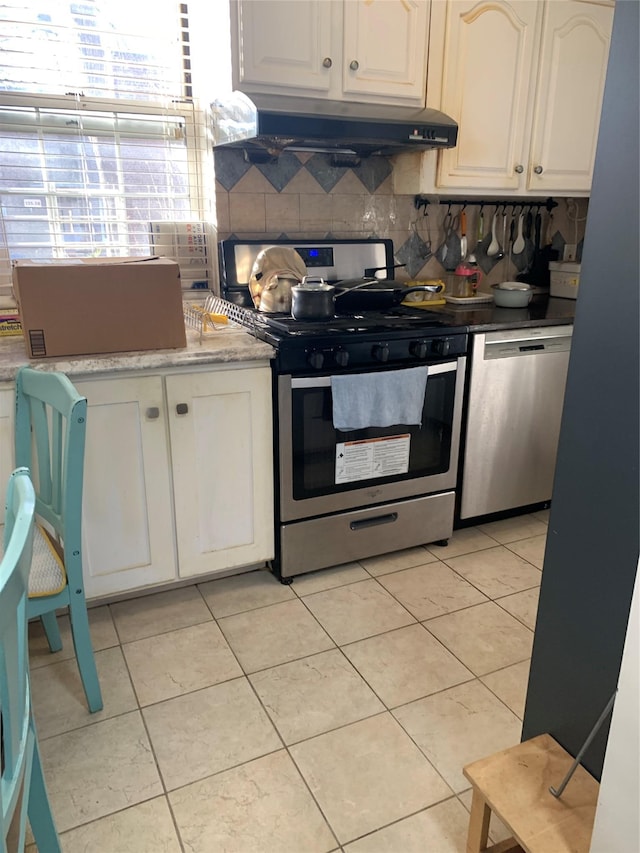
[279,491,455,578]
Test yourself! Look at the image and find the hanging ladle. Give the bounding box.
[513,209,526,255]
[486,207,501,257]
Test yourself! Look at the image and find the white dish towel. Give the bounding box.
[331,366,428,431]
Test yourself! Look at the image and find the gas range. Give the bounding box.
[215,237,469,582]
[216,236,468,374]
[210,297,468,374]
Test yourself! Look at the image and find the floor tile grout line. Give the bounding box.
[283,708,453,849]
[32,578,538,743]
[33,520,547,837]
[241,675,343,850]
[437,550,543,601]
[81,627,180,838]
[492,590,540,631]
[49,793,181,848]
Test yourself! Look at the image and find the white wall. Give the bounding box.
[590,559,640,852]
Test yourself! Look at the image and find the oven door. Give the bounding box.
[277,357,466,522]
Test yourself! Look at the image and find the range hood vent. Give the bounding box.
[210,91,458,159]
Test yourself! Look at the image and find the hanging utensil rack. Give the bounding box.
[414,196,558,214]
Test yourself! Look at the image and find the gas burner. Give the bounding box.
[255,305,449,336]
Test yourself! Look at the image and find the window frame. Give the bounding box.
[0,90,214,292]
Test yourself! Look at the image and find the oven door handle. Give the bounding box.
[291,361,458,389]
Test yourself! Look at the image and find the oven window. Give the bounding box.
[291,368,456,500]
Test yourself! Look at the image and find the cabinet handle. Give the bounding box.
[534,165,544,174]
[514,164,524,174]
[349,59,359,71]
[146,406,160,420]
[322,57,332,68]
[176,403,189,415]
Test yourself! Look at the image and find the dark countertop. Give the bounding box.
[429,295,576,333]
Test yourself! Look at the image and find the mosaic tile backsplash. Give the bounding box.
[214,148,589,290]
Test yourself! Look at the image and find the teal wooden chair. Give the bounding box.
[1,467,61,852]
[15,367,103,713]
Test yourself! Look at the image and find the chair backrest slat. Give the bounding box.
[51,409,64,516]
[15,369,87,571]
[29,398,52,504]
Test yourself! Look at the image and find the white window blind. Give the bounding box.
[0,1,220,296]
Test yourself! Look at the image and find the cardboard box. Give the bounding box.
[12,257,186,358]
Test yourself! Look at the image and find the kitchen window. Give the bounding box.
[0,0,229,296]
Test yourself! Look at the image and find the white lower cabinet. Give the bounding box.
[77,364,274,599]
[165,367,274,578]
[75,375,177,599]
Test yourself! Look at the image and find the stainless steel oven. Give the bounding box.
[276,356,466,578]
[215,237,469,582]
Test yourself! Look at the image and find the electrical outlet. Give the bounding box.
[563,243,577,262]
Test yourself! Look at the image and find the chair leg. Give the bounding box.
[467,788,491,853]
[40,610,63,653]
[27,723,61,853]
[68,594,103,713]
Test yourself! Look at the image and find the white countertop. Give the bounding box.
[0,325,274,382]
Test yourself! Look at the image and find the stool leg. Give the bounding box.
[467,788,491,853]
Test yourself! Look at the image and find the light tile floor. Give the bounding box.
[27,511,547,852]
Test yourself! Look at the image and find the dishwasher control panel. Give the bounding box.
[482,326,573,360]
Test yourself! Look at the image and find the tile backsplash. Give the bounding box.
[214,148,589,291]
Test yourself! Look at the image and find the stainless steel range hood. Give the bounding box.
[210,91,458,159]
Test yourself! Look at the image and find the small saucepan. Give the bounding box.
[291,277,444,320]
[291,278,337,320]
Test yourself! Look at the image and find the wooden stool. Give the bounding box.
[463,734,599,853]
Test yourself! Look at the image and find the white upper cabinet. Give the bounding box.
[232,0,431,105]
[341,0,430,102]
[528,2,613,194]
[436,1,542,192]
[234,0,334,93]
[394,0,613,196]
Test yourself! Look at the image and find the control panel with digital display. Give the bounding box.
[295,247,335,268]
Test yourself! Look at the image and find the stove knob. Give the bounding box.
[334,347,350,367]
[432,337,451,356]
[307,349,325,370]
[372,343,390,363]
[410,340,429,359]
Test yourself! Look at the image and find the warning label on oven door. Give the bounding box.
[335,434,410,484]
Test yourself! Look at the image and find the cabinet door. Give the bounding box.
[528,1,613,193]
[436,0,542,191]
[166,367,274,578]
[342,0,430,104]
[234,0,334,93]
[0,387,14,516]
[75,376,176,599]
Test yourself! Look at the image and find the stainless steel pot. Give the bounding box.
[291,278,336,320]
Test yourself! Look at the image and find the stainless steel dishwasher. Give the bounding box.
[460,324,573,519]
